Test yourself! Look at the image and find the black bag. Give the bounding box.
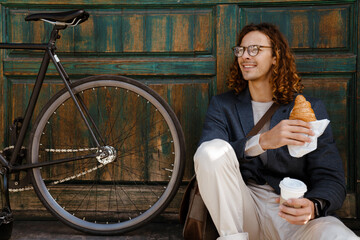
[179,103,279,240]
[179,175,218,240]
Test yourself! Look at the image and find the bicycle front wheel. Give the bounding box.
[28,75,185,235]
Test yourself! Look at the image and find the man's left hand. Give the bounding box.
[277,198,315,225]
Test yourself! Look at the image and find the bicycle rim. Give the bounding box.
[28,75,185,235]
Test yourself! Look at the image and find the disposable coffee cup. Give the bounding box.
[279,177,307,208]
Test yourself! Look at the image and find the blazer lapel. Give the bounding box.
[235,88,294,136]
[235,89,254,136]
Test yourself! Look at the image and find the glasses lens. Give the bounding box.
[248,45,259,56]
[233,47,244,57]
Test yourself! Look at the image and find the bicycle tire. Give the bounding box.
[28,75,185,235]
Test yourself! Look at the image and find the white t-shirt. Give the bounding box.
[245,101,273,165]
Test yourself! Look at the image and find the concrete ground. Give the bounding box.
[8,220,183,240]
[4,219,360,239]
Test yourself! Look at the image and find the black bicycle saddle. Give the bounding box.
[25,9,89,25]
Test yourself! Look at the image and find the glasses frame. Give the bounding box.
[232,45,273,57]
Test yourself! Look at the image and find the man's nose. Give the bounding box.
[242,49,251,59]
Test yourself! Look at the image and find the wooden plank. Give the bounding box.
[94,13,122,53]
[6,8,214,54]
[0,0,356,5]
[216,4,238,94]
[194,11,213,53]
[289,10,311,48]
[302,77,353,189]
[146,14,169,52]
[171,14,192,52]
[9,184,186,216]
[72,10,122,53]
[151,82,210,180]
[240,5,351,50]
[7,10,28,43]
[336,193,357,218]
[0,54,340,78]
[9,80,64,120]
[316,7,350,48]
[7,185,356,219]
[122,14,145,52]
[3,57,216,76]
[296,54,356,73]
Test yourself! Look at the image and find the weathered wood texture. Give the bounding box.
[0,0,359,219]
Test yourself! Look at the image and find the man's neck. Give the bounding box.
[248,81,273,102]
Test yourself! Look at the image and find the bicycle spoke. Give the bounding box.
[30,76,184,234]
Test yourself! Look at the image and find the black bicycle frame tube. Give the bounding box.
[0,43,48,168]
[76,94,106,145]
[0,25,103,172]
[11,153,98,171]
[0,168,11,211]
[0,154,9,169]
[56,59,105,144]
[5,26,60,168]
[9,51,51,167]
[0,43,48,50]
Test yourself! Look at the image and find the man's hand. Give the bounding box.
[259,120,314,150]
[277,198,315,225]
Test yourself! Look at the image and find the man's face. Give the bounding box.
[237,31,276,84]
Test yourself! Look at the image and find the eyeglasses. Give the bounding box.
[232,45,272,57]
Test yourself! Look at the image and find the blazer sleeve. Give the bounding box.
[198,96,229,145]
[303,99,346,215]
[198,95,253,161]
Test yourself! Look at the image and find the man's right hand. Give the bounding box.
[259,119,314,150]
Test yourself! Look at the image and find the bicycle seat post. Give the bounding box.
[49,26,62,47]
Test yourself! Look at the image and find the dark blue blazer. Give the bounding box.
[198,88,346,216]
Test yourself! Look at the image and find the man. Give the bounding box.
[194,23,358,240]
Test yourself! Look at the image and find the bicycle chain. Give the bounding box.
[1,146,102,193]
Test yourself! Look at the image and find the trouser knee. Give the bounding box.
[299,217,358,240]
[194,139,238,175]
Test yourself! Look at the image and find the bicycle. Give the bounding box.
[0,9,185,236]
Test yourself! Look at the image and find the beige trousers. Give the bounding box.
[194,139,359,240]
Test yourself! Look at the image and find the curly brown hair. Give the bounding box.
[227,23,303,104]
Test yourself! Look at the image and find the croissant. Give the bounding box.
[289,95,317,122]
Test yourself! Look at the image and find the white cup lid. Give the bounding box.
[279,177,307,193]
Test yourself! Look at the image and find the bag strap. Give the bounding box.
[246,103,280,138]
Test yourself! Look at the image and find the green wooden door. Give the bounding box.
[0,0,359,220]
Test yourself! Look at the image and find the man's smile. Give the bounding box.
[241,63,257,69]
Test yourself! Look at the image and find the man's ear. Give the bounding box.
[272,50,280,65]
[272,56,277,65]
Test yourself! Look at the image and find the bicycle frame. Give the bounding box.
[0,24,102,173]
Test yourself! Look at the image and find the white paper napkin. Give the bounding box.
[288,119,330,158]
